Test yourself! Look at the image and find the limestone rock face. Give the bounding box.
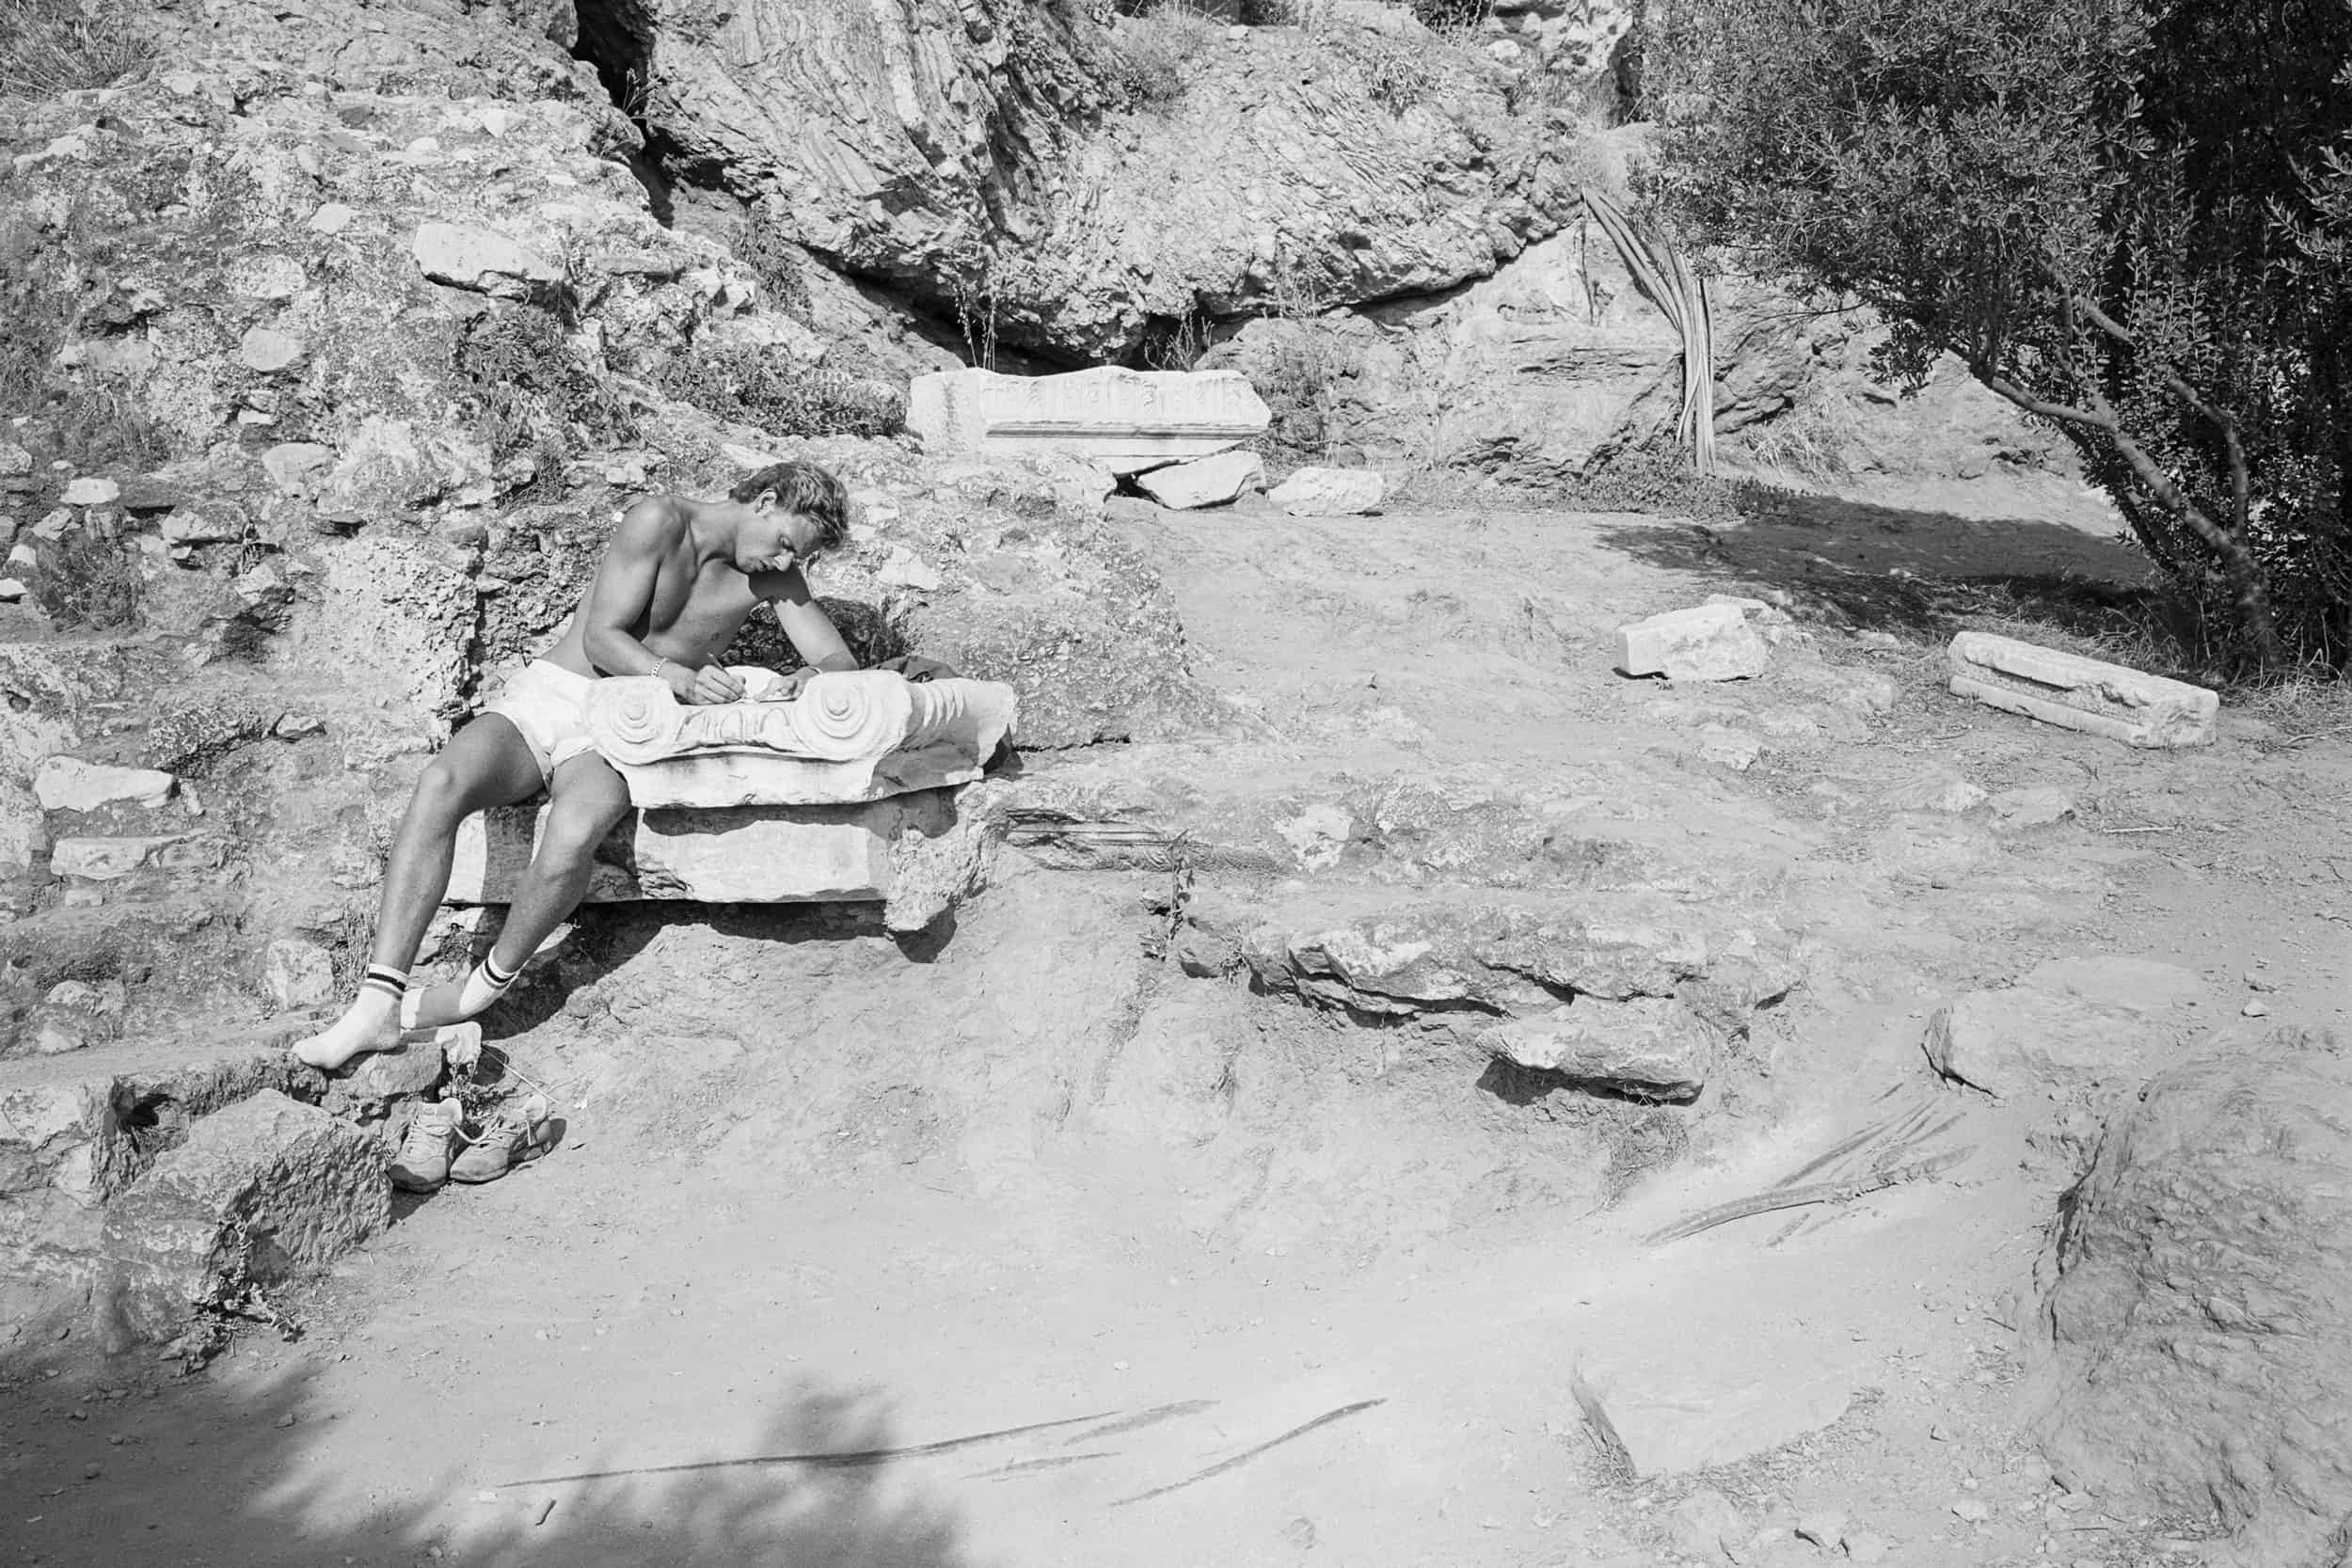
[614,0,1581,359]
[92,1088,386,1350]
[2026,1029,2352,1567]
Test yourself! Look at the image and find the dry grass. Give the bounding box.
[1114,3,1227,106]
[0,0,151,100]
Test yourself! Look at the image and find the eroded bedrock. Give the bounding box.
[2024,1026,2352,1567]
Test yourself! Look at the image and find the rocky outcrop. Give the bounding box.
[601,0,1584,359]
[2025,1028,2352,1568]
[91,1088,387,1350]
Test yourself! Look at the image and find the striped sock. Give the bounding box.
[360,965,407,1003]
[454,950,520,1018]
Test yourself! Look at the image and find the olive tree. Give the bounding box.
[1648,0,2352,667]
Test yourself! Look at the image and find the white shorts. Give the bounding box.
[480,659,597,784]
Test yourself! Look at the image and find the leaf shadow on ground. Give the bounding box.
[1590,491,2194,664]
[3,1346,980,1568]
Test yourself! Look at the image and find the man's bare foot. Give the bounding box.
[290,992,404,1070]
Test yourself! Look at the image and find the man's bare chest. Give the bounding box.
[646,553,758,646]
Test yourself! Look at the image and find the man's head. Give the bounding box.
[728,460,849,575]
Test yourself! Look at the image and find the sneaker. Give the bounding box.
[449,1093,550,1185]
[390,1100,463,1193]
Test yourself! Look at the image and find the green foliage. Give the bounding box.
[1328,29,1436,115]
[1247,268,1364,463]
[31,531,142,630]
[660,340,907,440]
[453,306,638,469]
[1112,6,1223,106]
[733,198,813,322]
[0,0,151,100]
[1653,0,2352,667]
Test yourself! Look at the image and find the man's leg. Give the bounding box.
[292,718,547,1069]
[406,752,632,1026]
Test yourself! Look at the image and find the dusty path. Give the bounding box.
[8,499,2348,1568]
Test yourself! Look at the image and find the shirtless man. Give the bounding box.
[292,460,856,1072]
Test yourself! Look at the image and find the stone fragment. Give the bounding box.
[1666,1489,1747,1562]
[91,1089,387,1350]
[1268,466,1386,515]
[1481,997,1717,1101]
[1574,1356,1862,1476]
[1843,1534,1889,1564]
[1947,631,2217,747]
[1136,451,1265,510]
[584,671,1019,809]
[446,792,961,905]
[260,442,337,498]
[412,222,562,300]
[0,578,24,604]
[262,937,335,1009]
[33,757,174,813]
[227,253,305,300]
[2025,1029,2352,1568]
[1793,1509,1847,1550]
[0,776,45,873]
[308,202,356,234]
[329,1029,446,1103]
[876,547,943,591]
[51,835,181,880]
[1694,723,1759,771]
[238,326,304,373]
[1922,955,2204,1098]
[143,694,282,775]
[61,477,119,507]
[0,441,31,477]
[882,782,1009,932]
[1988,786,2075,831]
[1614,604,1770,682]
[1883,770,1987,814]
[161,499,250,546]
[908,367,1270,476]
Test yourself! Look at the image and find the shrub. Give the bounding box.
[660,340,906,439]
[453,307,638,463]
[0,0,151,100]
[1113,6,1224,106]
[733,198,814,322]
[31,531,142,630]
[1651,0,2352,668]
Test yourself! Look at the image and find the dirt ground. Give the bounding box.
[8,485,2349,1568]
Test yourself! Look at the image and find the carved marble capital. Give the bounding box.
[584,671,1019,809]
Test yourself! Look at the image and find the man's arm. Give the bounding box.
[753,564,858,675]
[580,500,725,703]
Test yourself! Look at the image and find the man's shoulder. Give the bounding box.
[617,492,695,534]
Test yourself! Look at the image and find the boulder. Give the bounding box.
[909,368,1269,476]
[32,757,175,813]
[1613,604,1770,682]
[411,221,562,300]
[1922,956,2205,1100]
[2025,1028,2352,1567]
[92,1089,386,1350]
[1480,996,1717,1101]
[51,835,183,880]
[1136,451,1266,510]
[237,325,305,373]
[1268,466,1386,516]
[61,477,119,507]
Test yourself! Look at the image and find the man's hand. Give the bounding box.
[685,664,746,705]
[755,667,817,704]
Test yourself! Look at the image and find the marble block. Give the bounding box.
[445,793,959,905]
[1947,631,2217,747]
[908,367,1270,476]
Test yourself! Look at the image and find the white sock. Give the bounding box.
[454,950,520,1019]
[291,966,406,1069]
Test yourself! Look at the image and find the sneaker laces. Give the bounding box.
[396,1106,457,1163]
[461,1095,547,1149]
